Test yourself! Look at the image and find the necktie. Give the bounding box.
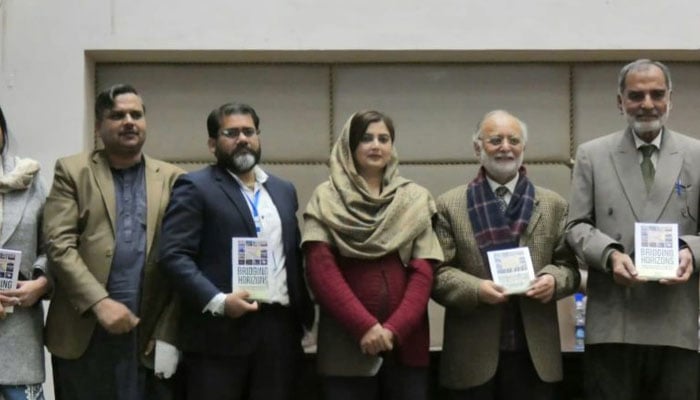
[640,144,655,192]
[495,186,509,214]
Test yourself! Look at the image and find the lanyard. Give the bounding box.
[243,189,262,234]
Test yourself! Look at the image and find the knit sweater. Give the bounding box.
[305,241,433,367]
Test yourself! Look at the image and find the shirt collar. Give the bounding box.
[228,165,268,189]
[486,172,519,195]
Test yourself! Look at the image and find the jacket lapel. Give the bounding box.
[213,166,257,236]
[91,151,117,235]
[521,196,542,244]
[0,157,30,246]
[611,129,683,222]
[144,155,164,257]
[611,129,646,221]
[645,129,682,222]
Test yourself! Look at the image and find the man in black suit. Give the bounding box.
[159,102,314,400]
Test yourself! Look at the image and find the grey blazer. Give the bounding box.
[567,128,700,351]
[0,155,48,385]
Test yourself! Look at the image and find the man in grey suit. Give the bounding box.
[567,59,700,400]
[432,110,579,400]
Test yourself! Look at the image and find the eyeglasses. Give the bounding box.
[220,127,257,138]
[481,136,522,146]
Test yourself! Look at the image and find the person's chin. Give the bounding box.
[633,120,661,133]
[485,165,517,181]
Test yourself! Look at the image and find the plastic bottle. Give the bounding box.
[574,293,586,352]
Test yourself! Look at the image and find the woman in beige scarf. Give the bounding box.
[303,110,443,400]
[0,106,50,400]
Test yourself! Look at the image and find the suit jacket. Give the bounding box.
[432,184,579,390]
[158,164,314,355]
[43,150,184,367]
[567,128,700,351]
[0,155,47,385]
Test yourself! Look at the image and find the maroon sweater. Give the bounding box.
[304,241,434,367]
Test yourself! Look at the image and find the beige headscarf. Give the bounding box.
[302,114,443,264]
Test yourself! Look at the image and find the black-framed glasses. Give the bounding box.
[220,127,257,138]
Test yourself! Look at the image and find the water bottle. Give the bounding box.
[574,293,586,352]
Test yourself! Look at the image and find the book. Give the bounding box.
[0,249,22,313]
[486,247,535,295]
[231,238,270,301]
[634,223,679,280]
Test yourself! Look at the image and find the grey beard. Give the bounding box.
[232,152,256,173]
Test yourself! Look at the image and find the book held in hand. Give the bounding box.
[486,247,535,295]
[231,238,270,301]
[634,223,679,280]
[0,249,22,313]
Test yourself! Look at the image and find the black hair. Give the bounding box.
[206,102,260,138]
[95,84,143,122]
[348,110,395,154]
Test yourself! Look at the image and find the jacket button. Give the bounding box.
[608,208,613,216]
[614,233,622,240]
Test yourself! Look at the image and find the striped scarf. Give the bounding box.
[467,166,535,257]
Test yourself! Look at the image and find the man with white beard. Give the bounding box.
[566,59,700,400]
[158,102,314,400]
[432,110,579,400]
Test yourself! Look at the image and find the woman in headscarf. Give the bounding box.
[0,105,49,400]
[303,110,443,400]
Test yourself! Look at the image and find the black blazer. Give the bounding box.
[158,164,314,355]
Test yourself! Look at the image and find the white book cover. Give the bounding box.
[486,247,535,295]
[634,223,679,280]
[0,249,22,313]
[231,238,270,301]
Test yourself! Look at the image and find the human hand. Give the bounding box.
[525,274,555,303]
[360,323,393,356]
[0,298,12,319]
[660,247,693,285]
[92,297,140,334]
[0,293,20,315]
[478,280,508,304]
[610,250,646,287]
[223,289,259,318]
[1,276,49,308]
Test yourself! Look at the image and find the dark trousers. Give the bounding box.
[52,326,175,400]
[322,356,428,400]
[445,351,554,400]
[585,343,698,400]
[182,305,303,400]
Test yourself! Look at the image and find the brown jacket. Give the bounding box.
[432,184,579,390]
[43,150,183,368]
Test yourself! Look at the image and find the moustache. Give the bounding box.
[494,153,515,160]
[233,144,253,153]
[634,112,660,119]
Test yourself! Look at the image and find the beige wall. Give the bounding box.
[98,61,700,353]
[4,1,700,399]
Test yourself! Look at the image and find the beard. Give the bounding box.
[480,149,523,183]
[216,144,261,174]
[624,108,669,134]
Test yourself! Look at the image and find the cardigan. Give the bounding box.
[305,242,433,375]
